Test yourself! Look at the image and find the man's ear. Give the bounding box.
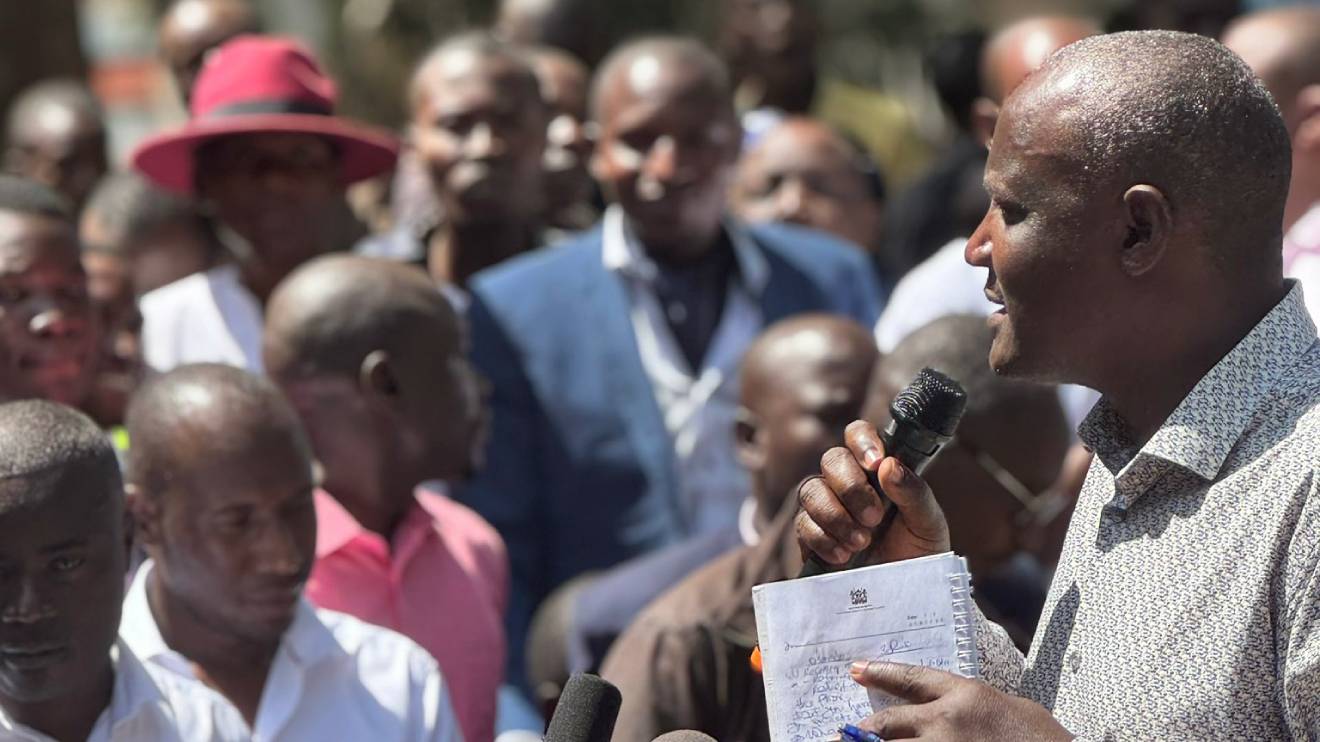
[358,350,400,406]
[1292,85,1320,156]
[971,97,999,148]
[124,483,162,549]
[735,407,766,472]
[1119,184,1173,277]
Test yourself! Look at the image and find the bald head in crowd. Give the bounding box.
[264,255,484,533]
[158,0,259,104]
[4,80,108,212]
[971,16,1099,145]
[731,117,885,254]
[1223,6,1320,231]
[737,314,878,528]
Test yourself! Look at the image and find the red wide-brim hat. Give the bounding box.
[132,35,398,195]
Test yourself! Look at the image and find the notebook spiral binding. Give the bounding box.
[948,570,980,679]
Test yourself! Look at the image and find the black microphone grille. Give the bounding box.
[651,732,719,742]
[544,673,622,742]
[889,367,967,438]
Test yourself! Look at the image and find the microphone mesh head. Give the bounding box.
[544,673,622,742]
[651,732,720,742]
[889,367,967,437]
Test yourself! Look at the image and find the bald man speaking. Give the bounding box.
[797,31,1320,740]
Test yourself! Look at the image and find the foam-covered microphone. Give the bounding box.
[798,367,967,578]
[651,732,719,741]
[543,673,621,742]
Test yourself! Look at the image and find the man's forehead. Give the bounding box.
[600,55,722,123]
[0,214,79,262]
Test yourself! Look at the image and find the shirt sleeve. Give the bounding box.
[973,601,1027,695]
[1279,477,1320,739]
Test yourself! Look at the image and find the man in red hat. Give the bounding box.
[131,35,398,373]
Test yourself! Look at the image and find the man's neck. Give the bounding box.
[1,664,114,742]
[146,570,277,724]
[1097,279,1288,445]
[332,481,414,543]
[428,219,535,288]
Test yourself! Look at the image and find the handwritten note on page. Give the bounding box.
[752,552,977,742]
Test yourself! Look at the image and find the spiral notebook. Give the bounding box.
[752,552,978,742]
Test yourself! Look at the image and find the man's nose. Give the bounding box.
[643,135,680,182]
[465,122,506,160]
[256,522,307,577]
[772,179,809,222]
[1,575,56,625]
[28,301,77,339]
[965,212,994,268]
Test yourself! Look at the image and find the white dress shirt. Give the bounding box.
[602,205,765,536]
[139,263,264,373]
[0,640,248,742]
[120,562,463,742]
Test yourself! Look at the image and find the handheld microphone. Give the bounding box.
[798,367,967,578]
[651,732,719,741]
[543,673,621,742]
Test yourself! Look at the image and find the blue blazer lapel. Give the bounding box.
[579,246,683,530]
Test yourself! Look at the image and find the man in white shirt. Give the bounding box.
[0,400,247,742]
[120,363,463,741]
[131,35,397,372]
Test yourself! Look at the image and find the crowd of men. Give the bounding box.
[3,0,1320,740]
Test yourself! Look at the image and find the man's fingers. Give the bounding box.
[794,504,850,565]
[875,457,948,545]
[845,419,887,470]
[850,660,958,703]
[811,451,877,548]
[821,447,887,529]
[858,703,924,740]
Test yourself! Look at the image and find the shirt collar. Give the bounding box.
[1080,281,1317,497]
[121,560,339,674]
[314,488,439,560]
[600,204,770,296]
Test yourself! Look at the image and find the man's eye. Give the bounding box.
[1000,202,1029,225]
[50,556,84,573]
[0,286,26,304]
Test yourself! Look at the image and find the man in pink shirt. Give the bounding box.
[262,254,506,742]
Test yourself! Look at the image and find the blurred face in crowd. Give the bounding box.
[737,318,877,520]
[158,0,259,104]
[411,47,548,228]
[78,248,142,428]
[0,464,125,708]
[732,119,884,252]
[6,107,107,214]
[530,48,596,228]
[593,52,742,260]
[137,413,317,646]
[195,132,344,299]
[721,0,819,105]
[0,213,98,407]
[964,86,1116,383]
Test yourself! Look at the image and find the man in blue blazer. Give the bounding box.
[463,36,883,689]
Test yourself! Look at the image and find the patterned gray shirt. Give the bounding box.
[975,282,1320,740]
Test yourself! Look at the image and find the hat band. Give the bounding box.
[203,98,334,119]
